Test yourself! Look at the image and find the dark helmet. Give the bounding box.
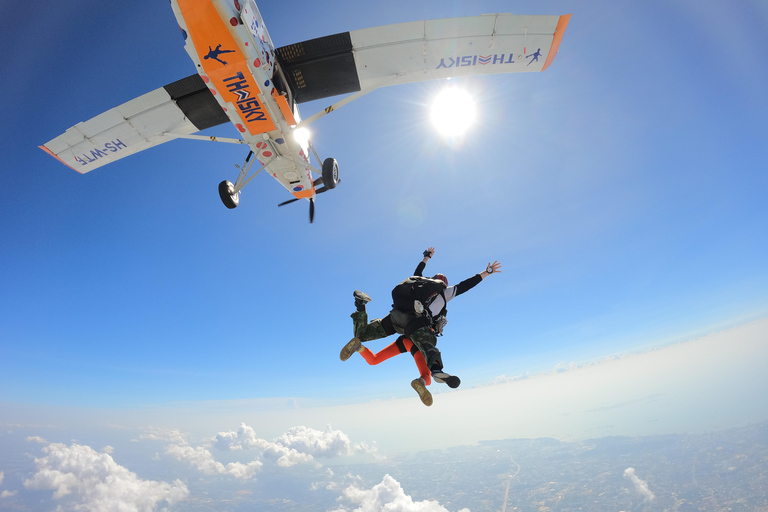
[433,273,448,286]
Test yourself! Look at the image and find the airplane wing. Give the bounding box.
[40,74,228,173]
[275,13,571,103]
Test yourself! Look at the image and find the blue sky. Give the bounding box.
[1,1,768,509]
[1,0,768,443]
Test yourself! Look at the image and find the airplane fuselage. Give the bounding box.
[171,0,315,200]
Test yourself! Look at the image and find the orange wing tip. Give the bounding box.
[541,13,571,72]
[39,145,83,174]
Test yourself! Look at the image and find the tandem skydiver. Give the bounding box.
[340,247,502,406]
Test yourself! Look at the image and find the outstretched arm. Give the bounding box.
[414,247,435,276]
[453,261,502,297]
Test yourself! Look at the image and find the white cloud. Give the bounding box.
[141,426,266,478]
[213,423,316,468]
[624,467,655,501]
[22,442,188,511]
[146,423,374,480]
[165,443,262,479]
[215,423,374,458]
[331,474,470,512]
[1,490,17,498]
[103,446,114,455]
[271,446,317,467]
[277,425,370,458]
[26,436,47,444]
[139,427,187,445]
[0,471,3,485]
[212,423,378,468]
[212,423,263,451]
[553,361,578,373]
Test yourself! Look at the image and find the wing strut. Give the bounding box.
[233,150,275,194]
[297,87,380,129]
[162,133,247,145]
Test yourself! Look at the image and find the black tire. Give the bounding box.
[218,180,239,209]
[321,158,339,190]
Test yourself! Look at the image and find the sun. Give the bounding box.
[430,86,477,138]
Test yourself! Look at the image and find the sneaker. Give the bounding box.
[340,337,362,361]
[353,290,372,309]
[432,371,461,389]
[411,378,433,406]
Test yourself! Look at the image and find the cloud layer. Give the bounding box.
[211,423,376,468]
[165,443,263,479]
[23,442,188,511]
[141,423,376,480]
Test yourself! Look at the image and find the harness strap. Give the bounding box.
[395,336,408,353]
[403,315,430,337]
[421,290,448,333]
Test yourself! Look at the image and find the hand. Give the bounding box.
[482,261,502,278]
[423,247,436,259]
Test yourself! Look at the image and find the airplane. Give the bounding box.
[40,0,571,223]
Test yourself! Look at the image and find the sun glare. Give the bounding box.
[430,86,477,138]
[292,127,311,151]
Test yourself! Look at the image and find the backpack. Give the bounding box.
[391,276,446,313]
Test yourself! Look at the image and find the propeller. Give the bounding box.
[277,196,316,223]
[277,178,339,223]
[309,197,315,223]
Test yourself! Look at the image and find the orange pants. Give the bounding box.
[359,336,431,385]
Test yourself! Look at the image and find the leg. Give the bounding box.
[359,338,406,365]
[409,327,442,372]
[410,327,460,388]
[358,337,431,387]
[351,311,396,342]
[401,338,431,385]
[356,335,433,406]
[342,312,397,361]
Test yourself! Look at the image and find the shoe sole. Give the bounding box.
[432,373,461,389]
[353,291,372,303]
[340,338,361,361]
[411,379,433,407]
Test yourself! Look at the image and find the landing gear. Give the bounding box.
[218,150,268,210]
[218,180,239,209]
[321,158,339,189]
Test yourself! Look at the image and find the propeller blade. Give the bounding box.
[309,198,315,223]
[278,197,300,207]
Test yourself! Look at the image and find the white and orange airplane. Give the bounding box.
[40,0,570,222]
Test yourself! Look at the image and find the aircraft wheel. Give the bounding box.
[218,180,239,209]
[321,158,339,189]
